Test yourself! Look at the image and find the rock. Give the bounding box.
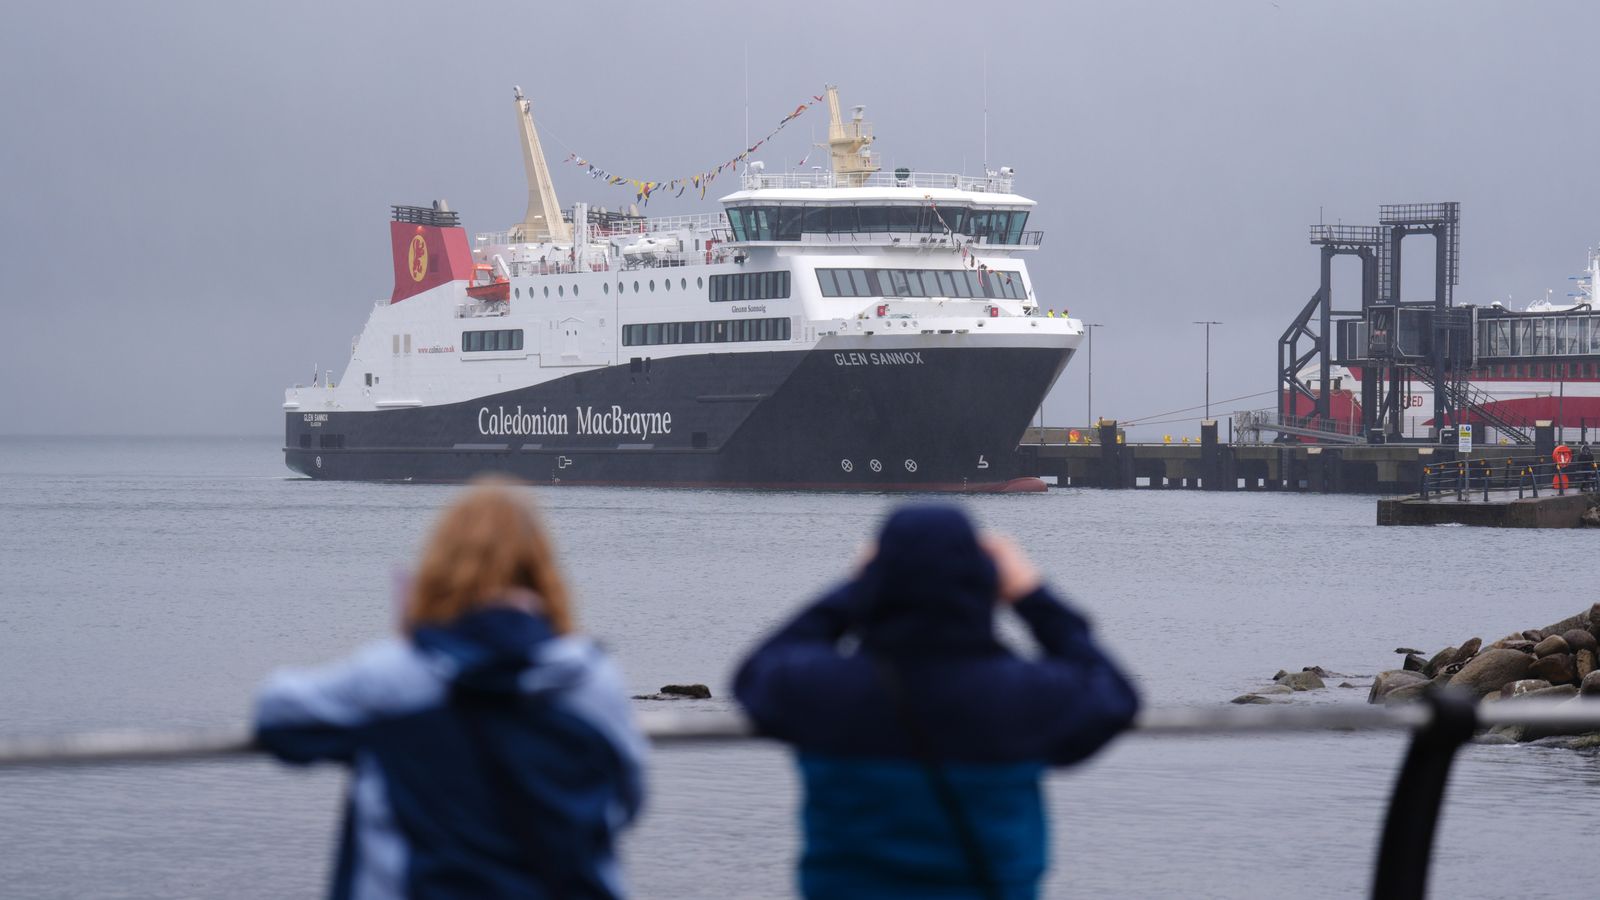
[1450,638,1482,665]
[1383,681,1431,705]
[1530,653,1577,685]
[1577,649,1596,681]
[1521,684,1579,701]
[1271,669,1289,681]
[1500,679,1554,699]
[1424,646,1458,677]
[1395,647,1424,656]
[1257,684,1294,695]
[1494,639,1535,653]
[1402,653,1426,673]
[1540,610,1591,638]
[1450,649,1534,697]
[1368,669,1428,704]
[1485,724,1527,743]
[1441,662,1464,676]
[1474,731,1519,746]
[1339,681,1358,689]
[1563,629,1598,654]
[659,683,711,699]
[1231,693,1274,704]
[1523,629,1547,643]
[1431,672,1454,688]
[1582,507,1600,527]
[1302,665,1330,677]
[1558,732,1600,750]
[1277,670,1325,691]
[1582,670,1600,697]
[1534,635,1571,658]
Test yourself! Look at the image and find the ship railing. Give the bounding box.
[740,170,1018,194]
[593,212,729,237]
[4,696,1598,898]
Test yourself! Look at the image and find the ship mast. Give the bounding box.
[511,86,572,244]
[825,85,878,187]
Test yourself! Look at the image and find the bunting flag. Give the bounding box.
[925,194,1014,286]
[558,91,824,206]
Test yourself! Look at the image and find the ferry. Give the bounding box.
[283,87,1079,489]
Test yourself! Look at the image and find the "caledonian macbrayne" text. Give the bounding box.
[477,405,673,442]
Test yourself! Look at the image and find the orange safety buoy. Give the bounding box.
[1554,444,1573,466]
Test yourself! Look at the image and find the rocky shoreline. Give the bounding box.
[1237,604,1600,747]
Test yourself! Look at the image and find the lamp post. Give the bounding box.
[1084,323,1103,426]
[1193,321,1222,420]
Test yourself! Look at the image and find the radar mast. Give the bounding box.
[825,85,878,187]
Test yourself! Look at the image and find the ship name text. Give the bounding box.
[833,351,925,367]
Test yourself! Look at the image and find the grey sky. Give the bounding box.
[3,0,1596,437]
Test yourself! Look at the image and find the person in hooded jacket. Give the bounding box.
[734,505,1138,900]
[254,481,647,900]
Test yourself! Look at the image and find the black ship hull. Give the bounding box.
[284,342,1072,491]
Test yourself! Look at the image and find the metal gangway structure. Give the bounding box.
[1274,202,1600,447]
[5,697,1600,898]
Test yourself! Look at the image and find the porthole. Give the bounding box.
[680,278,688,290]
[618,282,625,294]
[514,287,521,299]
[603,282,610,295]
[573,284,580,297]
[649,280,656,291]
[543,286,550,298]
[634,281,640,292]
[664,279,672,292]
[558,285,564,297]
[697,277,704,289]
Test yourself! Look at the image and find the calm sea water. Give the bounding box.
[1,436,1596,898]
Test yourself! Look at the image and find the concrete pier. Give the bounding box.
[1376,493,1594,528]
[1016,421,1536,495]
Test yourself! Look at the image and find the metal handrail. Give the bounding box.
[1418,456,1599,500]
[739,170,1019,193]
[5,698,1597,899]
[4,700,1595,769]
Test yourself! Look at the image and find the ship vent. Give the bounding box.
[391,203,461,228]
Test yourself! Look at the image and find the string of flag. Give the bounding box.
[561,92,826,205]
[923,194,1016,289]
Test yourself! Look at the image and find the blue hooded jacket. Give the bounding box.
[734,506,1139,899]
[255,607,647,900]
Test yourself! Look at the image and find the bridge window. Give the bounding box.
[725,205,1029,242]
[462,329,524,352]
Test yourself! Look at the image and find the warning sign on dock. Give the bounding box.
[1458,424,1473,454]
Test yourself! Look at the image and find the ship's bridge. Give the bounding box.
[719,170,1040,248]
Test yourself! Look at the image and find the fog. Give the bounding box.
[2,0,1595,438]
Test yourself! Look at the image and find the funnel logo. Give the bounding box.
[407,234,429,282]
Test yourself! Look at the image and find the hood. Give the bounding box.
[412,606,580,697]
[851,505,1002,658]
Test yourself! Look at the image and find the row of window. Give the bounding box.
[727,206,1030,244]
[709,271,791,302]
[817,268,1025,300]
[1478,315,1600,358]
[1464,361,1600,380]
[463,329,525,352]
[623,317,792,347]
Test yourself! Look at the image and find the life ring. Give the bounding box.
[1554,444,1573,467]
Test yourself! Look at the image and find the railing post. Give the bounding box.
[1456,464,1465,502]
[1371,690,1477,900]
[1420,466,1430,500]
[1531,467,1539,498]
